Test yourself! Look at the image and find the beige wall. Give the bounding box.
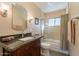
[68,2,79,56]
[45,9,66,19]
[44,9,66,40]
[18,3,42,18]
[0,3,14,36]
[0,2,43,36]
[69,2,79,19]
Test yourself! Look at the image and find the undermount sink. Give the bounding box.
[19,37,34,41]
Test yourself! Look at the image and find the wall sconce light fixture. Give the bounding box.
[0,9,7,17]
[0,3,9,17]
[27,14,33,23]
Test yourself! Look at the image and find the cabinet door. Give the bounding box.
[28,39,41,56]
[10,48,27,56]
[10,39,41,56]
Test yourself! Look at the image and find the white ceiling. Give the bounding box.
[34,2,68,13]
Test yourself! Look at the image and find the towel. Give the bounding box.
[68,20,75,45]
[68,20,72,43]
[71,20,75,45]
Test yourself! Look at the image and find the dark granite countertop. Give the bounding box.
[0,35,42,52]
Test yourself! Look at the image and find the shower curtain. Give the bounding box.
[60,14,69,50]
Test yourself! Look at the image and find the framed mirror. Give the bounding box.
[12,3,27,31]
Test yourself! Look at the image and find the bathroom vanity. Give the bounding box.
[0,34,42,56]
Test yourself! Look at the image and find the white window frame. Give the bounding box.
[48,17,61,26]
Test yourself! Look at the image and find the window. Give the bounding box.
[48,17,61,26]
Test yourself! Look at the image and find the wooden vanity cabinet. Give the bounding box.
[4,39,41,56]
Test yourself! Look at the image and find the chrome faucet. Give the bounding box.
[22,32,24,38]
[22,34,24,38]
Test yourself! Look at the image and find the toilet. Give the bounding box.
[41,39,61,56]
[41,42,51,56]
